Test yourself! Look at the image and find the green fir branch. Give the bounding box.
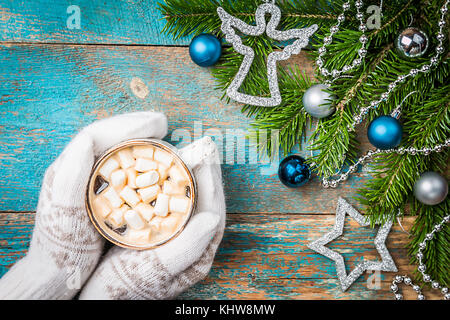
[159,0,450,287]
[358,85,449,286]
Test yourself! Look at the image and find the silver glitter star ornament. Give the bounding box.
[307,197,398,291]
[217,0,318,107]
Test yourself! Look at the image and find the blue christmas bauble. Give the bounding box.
[367,115,403,150]
[189,34,222,67]
[278,155,311,188]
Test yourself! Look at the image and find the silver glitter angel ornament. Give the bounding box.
[217,0,318,107]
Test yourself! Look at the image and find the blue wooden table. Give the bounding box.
[0,0,438,299]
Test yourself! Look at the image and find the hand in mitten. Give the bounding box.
[79,136,226,300]
[0,112,168,299]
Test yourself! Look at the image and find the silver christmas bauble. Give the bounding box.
[413,172,448,205]
[396,27,429,58]
[302,84,336,119]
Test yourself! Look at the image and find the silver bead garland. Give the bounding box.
[317,0,450,188]
[317,1,369,83]
[390,214,450,300]
[308,1,449,297]
[347,0,449,130]
[321,139,450,189]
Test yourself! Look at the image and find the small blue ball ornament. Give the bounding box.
[189,34,222,67]
[367,115,403,150]
[278,155,311,188]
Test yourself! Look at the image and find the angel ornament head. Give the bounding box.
[217,0,318,107]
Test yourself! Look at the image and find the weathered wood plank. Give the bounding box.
[180,215,443,300]
[0,0,187,45]
[0,44,371,214]
[0,211,441,300]
[0,211,34,276]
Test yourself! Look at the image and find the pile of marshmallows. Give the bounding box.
[91,144,192,245]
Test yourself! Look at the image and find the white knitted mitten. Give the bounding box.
[78,136,226,300]
[0,112,168,299]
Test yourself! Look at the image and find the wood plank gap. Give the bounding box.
[0,212,390,216]
[0,41,316,51]
[0,41,190,48]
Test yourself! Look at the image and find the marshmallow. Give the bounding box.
[154,193,169,217]
[158,164,169,183]
[103,187,124,208]
[137,184,160,203]
[110,169,126,188]
[149,216,164,232]
[120,186,140,207]
[124,209,145,230]
[134,202,154,221]
[108,204,129,228]
[168,165,188,185]
[169,196,190,214]
[135,158,158,172]
[132,146,154,159]
[136,170,159,188]
[99,157,119,179]
[154,149,173,167]
[127,228,152,243]
[117,149,135,169]
[92,196,111,218]
[125,167,137,188]
[162,180,185,196]
[160,214,180,234]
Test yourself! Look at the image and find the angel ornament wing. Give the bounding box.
[217,0,318,107]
